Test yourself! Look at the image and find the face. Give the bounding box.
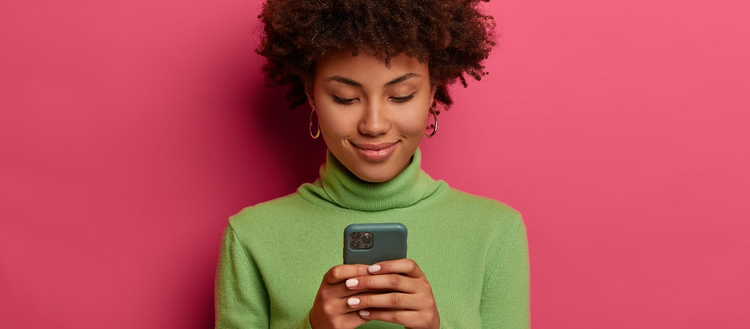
[309,51,436,183]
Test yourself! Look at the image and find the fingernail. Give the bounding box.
[347,297,360,306]
[359,310,370,317]
[368,264,381,273]
[345,278,358,288]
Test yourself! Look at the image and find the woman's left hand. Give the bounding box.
[343,258,440,329]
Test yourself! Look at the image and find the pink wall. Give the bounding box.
[1,0,748,328]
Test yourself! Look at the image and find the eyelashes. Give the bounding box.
[391,93,415,103]
[332,93,416,105]
[332,95,355,105]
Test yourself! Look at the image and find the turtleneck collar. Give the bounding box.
[298,148,445,212]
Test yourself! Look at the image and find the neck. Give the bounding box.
[298,148,444,211]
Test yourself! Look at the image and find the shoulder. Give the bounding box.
[227,192,314,234]
[426,185,527,240]
[441,186,522,221]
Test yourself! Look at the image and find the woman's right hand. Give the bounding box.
[309,264,371,329]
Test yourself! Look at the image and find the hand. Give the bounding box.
[309,264,372,329]
[344,259,440,329]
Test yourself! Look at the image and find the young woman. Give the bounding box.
[215,1,529,328]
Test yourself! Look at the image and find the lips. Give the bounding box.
[351,141,399,162]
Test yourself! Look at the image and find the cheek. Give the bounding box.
[397,110,430,136]
[317,110,353,138]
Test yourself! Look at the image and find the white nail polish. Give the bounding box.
[359,310,370,317]
[345,278,358,288]
[368,264,381,273]
[347,297,360,306]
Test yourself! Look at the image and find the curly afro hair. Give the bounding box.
[256,0,496,112]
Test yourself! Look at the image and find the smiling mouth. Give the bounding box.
[351,142,399,162]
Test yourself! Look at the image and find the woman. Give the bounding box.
[215,0,529,328]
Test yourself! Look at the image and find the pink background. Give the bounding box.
[1,0,748,328]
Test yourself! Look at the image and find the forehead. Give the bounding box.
[314,51,430,85]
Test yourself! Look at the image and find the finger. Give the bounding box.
[358,308,438,328]
[323,264,371,284]
[347,292,430,311]
[347,273,421,293]
[317,278,371,301]
[325,294,373,315]
[342,314,369,329]
[310,300,369,329]
[324,280,368,298]
[367,259,425,278]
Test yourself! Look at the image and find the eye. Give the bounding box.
[332,95,356,105]
[391,93,415,103]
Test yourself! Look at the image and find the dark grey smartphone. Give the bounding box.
[343,223,408,265]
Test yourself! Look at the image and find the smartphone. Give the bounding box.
[344,223,407,265]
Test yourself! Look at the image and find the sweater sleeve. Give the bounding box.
[215,224,271,329]
[480,214,530,328]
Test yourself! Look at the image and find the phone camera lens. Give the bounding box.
[350,232,361,240]
[361,234,372,244]
[350,241,360,249]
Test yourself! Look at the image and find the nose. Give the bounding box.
[358,102,390,136]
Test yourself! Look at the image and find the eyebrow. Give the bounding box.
[326,73,421,88]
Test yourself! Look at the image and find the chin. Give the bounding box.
[353,169,396,183]
[356,173,390,183]
[351,155,412,183]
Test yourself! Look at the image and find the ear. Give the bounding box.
[305,83,316,109]
[429,84,438,107]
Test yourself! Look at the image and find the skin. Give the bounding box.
[310,260,439,329]
[308,51,436,183]
[306,51,440,329]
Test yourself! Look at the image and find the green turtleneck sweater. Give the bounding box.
[215,149,529,328]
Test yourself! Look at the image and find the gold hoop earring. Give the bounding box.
[309,106,321,139]
[424,107,438,138]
